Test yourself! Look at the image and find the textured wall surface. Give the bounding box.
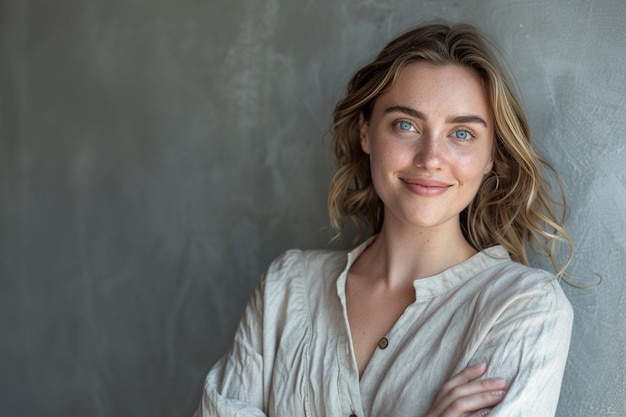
[1,0,625,416]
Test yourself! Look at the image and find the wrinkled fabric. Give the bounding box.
[194,239,573,417]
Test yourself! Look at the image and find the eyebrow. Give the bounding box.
[384,105,488,127]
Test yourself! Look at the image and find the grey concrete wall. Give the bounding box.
[1,0,624,416]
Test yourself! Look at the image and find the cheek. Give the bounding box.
[371,148,409,185]
[368,142,409,188]
[371,139,412,164]
[453,150,493,182]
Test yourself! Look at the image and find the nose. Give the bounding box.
[413,133,443,170]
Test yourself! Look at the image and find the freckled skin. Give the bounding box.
[349,63,495,377]
[360,62,495,234]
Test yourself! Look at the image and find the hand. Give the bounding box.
[424,362,506,417]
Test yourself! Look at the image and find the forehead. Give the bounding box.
[374,62,492,119]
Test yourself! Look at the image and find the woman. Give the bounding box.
[195,22,573,417]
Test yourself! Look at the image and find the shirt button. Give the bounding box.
[378,337,389,349]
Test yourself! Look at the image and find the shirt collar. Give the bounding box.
[337,236,511,299]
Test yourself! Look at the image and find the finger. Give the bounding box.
[435,363,487,402]
[432,378,506,417]
[441,390,506,417]
[453,362,487,384]
[435,362,504,405]
[428,364,507,417]
[468,409,492,417]
[447,377,506,400]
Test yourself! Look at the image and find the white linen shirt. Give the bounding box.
[195,239,573,417]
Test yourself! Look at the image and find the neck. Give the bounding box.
[356,218,476,289]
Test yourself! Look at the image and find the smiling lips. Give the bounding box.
[400,178,452,197]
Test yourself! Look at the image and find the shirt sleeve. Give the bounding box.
[193,278,268,417]
[470,278,574,417]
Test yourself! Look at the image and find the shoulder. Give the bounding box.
[466,254,574,358]
[259,248,348,325]
[264,248,347,285]
[476,252,573,322]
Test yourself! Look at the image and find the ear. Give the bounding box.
[484,158,494,175]
[359,113,371,155]
[484,134,495,174]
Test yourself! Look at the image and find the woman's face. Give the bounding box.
[360,62,494,233]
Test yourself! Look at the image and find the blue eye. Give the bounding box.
[396,120,414,131]
[452,129,473,140]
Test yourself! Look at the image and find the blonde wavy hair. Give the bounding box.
[328,22,573,279]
